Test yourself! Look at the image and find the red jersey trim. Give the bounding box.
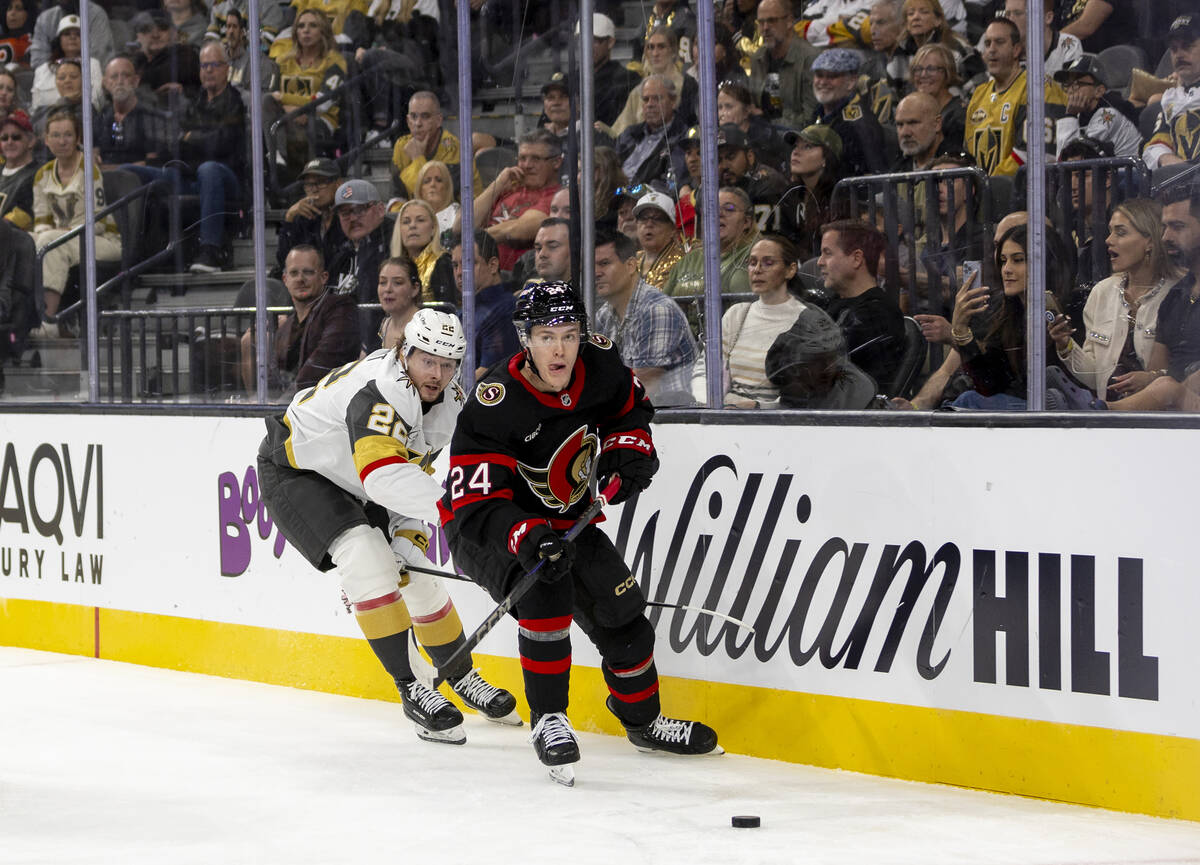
[508,517,550,555]
[359,455,408,483]
[450,452,518,471]
[508,352,588,409]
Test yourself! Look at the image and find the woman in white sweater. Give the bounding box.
[1049,198,1182,401]
[694,233,808,408]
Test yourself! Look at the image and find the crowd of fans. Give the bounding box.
[0,0,1198,411]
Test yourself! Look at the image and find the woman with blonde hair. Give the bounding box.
[895,0,981,89]
[909,42,965,151]
[607,24,698,137]
[1048,198,1183,404]
[389,198,458,307]
[414,159,461,242]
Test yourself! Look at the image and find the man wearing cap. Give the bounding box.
[327,179,394,342]
[812,47,891,176]
[748,0,819,133]
[1055,54,1142,159]
[132,8,201,102]
[0,110,39,231]
[30,0,113,69]
[633,189,688,290]
[391,91,481,202]
[575,12,641,129]
[594,227,697,407]
[539,75,571,140]
[716,123,789,233]
[615,74,690,188]
[777,124,842,257]
[1144,15,1200,170]
[965,16,1067,177]
[278,157,345,275]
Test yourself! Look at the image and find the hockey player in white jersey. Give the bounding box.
[257,308,519,744]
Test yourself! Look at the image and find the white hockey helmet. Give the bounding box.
[403,308,466,362]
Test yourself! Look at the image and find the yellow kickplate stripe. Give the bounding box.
[354,602,412,641]
[3,599,1198,822]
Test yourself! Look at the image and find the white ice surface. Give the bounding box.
[3,647,1200,865]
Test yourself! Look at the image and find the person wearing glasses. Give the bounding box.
[908,43,964,154]
[92,55,165,172]
[29,15,100,118]
[891,0,978,85]
[1053,54,1142,159]
[0,109,38,230]
[663,185,758,303]
[614,74,690,189]
[389,90,480,204]
[277,157,344,277]
[328,178,394,342]
[474,127,562,274]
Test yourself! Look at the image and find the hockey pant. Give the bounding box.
[503,526,660,726]
[257,429,417,686]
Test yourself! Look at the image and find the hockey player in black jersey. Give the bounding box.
[256,309,518,744]
[441,281,721,786]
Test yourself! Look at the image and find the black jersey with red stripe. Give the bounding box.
[441,334,654,560]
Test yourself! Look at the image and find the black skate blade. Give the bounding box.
[548,764,575,787]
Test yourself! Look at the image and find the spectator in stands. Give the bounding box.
[531,217,572,284]
[616,74,690,188]
[1048,198,1182,403]
[591,145,627,228]
[449,230,520,378]
[30,16,100,116]
[0,109,37,230]
[0,0,35,70]
[685,19,742,87]
[391,91,481,203]
[664,186,757,299]
[539,74,571,142]
[328,178,393,340]
[1055,54,1143,158]
[414,160,460,243]
[777,124,844,260]
[594,227,697,406]
[167,40,246,274]
[894,0,979,84]
[223,9,280,102]
[164,0,208,46]
[1058,135,1115,288]
[748,0,819,132]
[716,123,789,233]
[811,47,892,176]
[915,153,988,317]
[277,157,344,277]
[717,80,788,174]
[966,16,1068,177]
[631,0,695,60]
[208,0,286,51]
[389,198,457,307]
[474,127,562,273]
[250,243,360,398]
[1003,0,1081,76]
[374,256,421,351]
[1144,15,1200,170]
[694,233,810,408]
[818,219,906,388]
[863,0,906,91]
[0,70,20,125]
[1060,0,1140,54]
[266,8,345,182]
[893,92,951,171]
[93,55,165,171]
[29,108,121,337]
[582,12,641,129]
[30,0,112,70]
[548,187,571,219]
[633,189,688,290]
[677,127,702,200]
[610,25,698,137]
[132,9,201,105]
[909,43,965,153]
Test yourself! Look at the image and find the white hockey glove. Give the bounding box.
[388,515,430,575]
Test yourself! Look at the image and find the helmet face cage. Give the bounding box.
[403,308,466,362]
[512,281,589,348]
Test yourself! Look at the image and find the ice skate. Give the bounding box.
[610,699,723,755]
[530,712,580,787]
[399,679,466,744]
[450,668,522,726]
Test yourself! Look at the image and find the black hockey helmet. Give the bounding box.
[512,280,589,347]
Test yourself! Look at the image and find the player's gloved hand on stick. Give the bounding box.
[388,520,430,575]
[597,440,658,506]
[519,525,575,582]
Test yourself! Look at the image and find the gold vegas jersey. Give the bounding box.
[277,348,464,525]
[966,70,1068,177]
[1143,83,1200,169]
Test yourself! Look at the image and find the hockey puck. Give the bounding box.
[731,815,760,828]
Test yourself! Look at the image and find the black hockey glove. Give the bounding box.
[518,524,575,583]
[597,432,659,506]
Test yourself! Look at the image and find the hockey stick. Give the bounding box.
[413,476,622,690]
[403,560,755,634]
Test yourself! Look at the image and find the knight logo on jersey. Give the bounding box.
[1171,111,1200,162]
[517,425,599,512]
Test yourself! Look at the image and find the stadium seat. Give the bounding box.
[883,316,927,399]
[1096,44,1148,96]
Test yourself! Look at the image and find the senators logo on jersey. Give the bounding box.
[517,425,599,513]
